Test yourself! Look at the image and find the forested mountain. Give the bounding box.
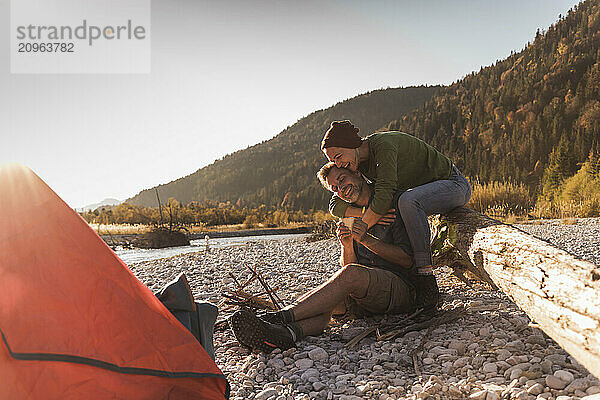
[387,0,600,193]
[127,86,439,209]
[130,0,600,212]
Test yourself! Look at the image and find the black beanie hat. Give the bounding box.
[321,120,361,149]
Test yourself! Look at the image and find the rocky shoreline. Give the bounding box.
[128,219,600,400]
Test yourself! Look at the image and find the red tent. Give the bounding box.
[0,165,229,399]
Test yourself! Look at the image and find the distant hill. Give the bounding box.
[78,198,122,212]
[127,86,439,210]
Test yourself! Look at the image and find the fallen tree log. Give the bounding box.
[441,207,600,379]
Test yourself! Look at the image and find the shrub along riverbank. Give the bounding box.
[470,155,600,221]
[81,200,334,235]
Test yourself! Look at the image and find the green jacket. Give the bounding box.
[329,131,453,217]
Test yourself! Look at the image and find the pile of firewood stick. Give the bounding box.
[215,264,284,331]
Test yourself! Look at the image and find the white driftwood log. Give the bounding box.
[444,207,600,379]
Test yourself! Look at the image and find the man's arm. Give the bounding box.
[351,220,412,268]
[340,242,358,266]
[359,234,412,268]
[337,222,358,266]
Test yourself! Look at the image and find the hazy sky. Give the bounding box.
[0,0,581,208]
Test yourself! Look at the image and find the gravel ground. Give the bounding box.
[129,219,600,400]
[515,218,600,266]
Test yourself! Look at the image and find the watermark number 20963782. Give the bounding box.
[18,43,74,52]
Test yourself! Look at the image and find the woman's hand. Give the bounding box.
[375,208,396,226]
[361,207,384,228]
[336,220,353,248]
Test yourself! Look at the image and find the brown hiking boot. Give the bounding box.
[229,310,296,353]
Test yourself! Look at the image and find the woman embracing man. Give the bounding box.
[229,121,471,352]
[320,120,471,307]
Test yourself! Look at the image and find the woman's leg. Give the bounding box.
[397,166,471,269]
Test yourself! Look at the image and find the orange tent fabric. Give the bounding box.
[0,165,229,399]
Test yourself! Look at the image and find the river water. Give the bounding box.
[116,233,310,265]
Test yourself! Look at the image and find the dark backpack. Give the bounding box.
[156,273,218,360]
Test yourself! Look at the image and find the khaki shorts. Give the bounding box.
[345,265,415,317]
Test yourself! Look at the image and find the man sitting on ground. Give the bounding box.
[229,163,440,352]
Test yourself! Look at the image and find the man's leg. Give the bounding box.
[230,267,404,352]
[295,268,415,337]
[286,264,370,322]
[294,312,334,336]
[351,267,414,315]
[230,264,370,351]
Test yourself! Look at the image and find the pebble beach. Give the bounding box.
[128,218,600,400]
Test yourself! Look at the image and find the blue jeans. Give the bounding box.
[395,165,471,269]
